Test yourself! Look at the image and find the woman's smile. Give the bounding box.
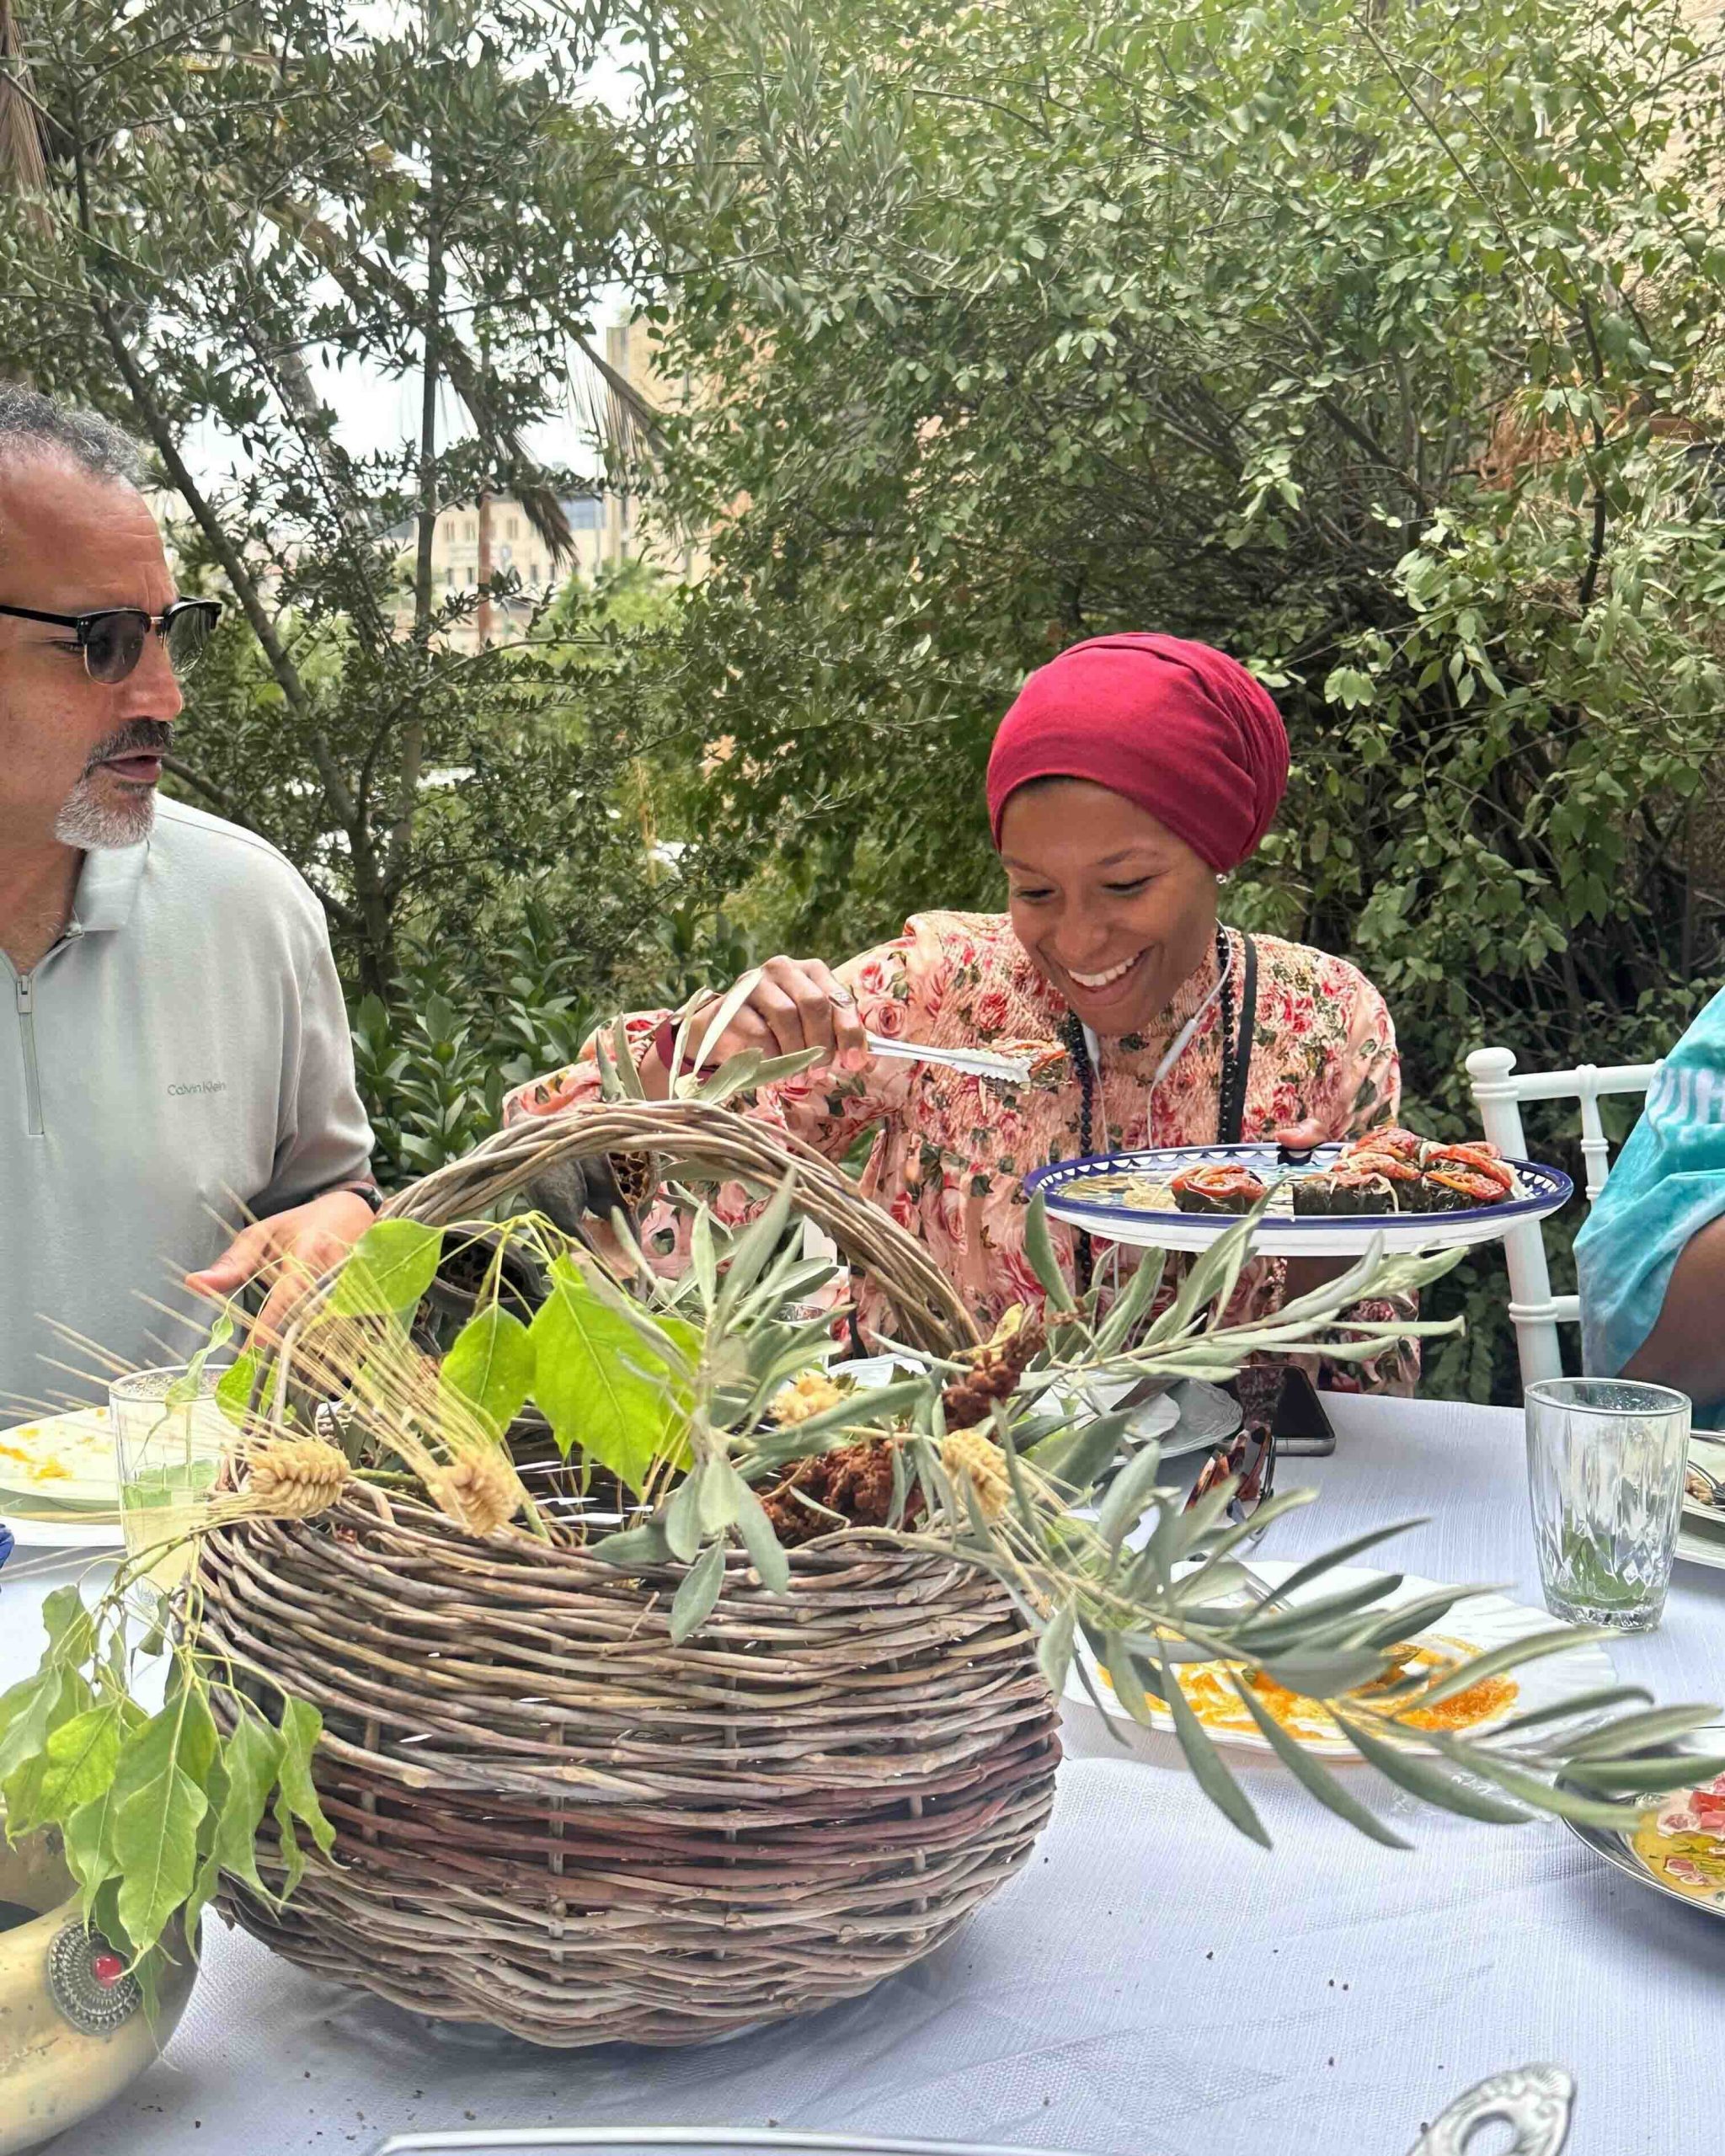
[1065,952,1142,990]
[1049,947,1151,1013]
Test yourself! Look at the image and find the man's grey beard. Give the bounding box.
[52,775,157,849]
[52,721,169,849]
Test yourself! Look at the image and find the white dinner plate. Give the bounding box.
[1063,1561,1616,1761]
[0,1405,120,1508]
[0,1414,126,1552]
[1023,1142,1572,1257]
[0,1512,126,1553]
[0,1406,127,1551]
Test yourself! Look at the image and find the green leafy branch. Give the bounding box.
[0,1582,334,1993]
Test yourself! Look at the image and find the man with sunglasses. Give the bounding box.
[0,387,377,1412]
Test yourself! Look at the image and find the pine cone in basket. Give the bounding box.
[518,1150,654,1246]
[941,1309,1045,1429]
[607,1149,660,1212]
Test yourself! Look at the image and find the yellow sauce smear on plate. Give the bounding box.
[1100,1640,1519,1745]
[0,1438,74,1481]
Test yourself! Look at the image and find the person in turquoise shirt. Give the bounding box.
[1576,990,1725,1414]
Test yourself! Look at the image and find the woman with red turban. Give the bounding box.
[507,634,1413,1390]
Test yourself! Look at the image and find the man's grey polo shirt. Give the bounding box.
[2,798,374,1413]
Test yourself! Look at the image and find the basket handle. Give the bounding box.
[380,1097,981,1357]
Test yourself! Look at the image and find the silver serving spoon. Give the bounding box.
[865,1033,1038,1084]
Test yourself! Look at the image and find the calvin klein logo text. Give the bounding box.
[168,1080,228,1097]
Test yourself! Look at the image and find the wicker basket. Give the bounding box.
[195,1096,1057,2046]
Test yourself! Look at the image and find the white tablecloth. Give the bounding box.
[7,1394,1725,2156]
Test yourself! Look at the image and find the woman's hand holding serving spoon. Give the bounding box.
[641,957,884,1097]
[646,963,1348,1240]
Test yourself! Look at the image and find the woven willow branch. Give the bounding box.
[378,1097,983,1355]
[195,1477,1058,2044]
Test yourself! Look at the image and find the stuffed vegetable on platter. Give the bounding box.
[1025,1129,1572,1257]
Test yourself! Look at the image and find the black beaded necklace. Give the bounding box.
[1060,925,1236,1296]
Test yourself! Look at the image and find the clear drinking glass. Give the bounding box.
[110,1366,232,1595]
[1525,1376,1690,1630]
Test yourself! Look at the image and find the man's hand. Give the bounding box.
[185,1190,378,1343]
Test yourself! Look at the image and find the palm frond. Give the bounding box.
[0,0,52,205]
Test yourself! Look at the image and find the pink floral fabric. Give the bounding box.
[505,912,1416,1392]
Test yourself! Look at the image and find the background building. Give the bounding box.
[420,492,606,651]
[413,311,708,648]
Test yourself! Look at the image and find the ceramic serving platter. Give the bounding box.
[1063,1561,1616,1761]
[1023,1141,1573,1257]
[1561,1726,1725,1921]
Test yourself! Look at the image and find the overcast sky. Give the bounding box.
[181,24,639,494]
[182,321,628,489]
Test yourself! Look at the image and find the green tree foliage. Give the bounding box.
[0,0,671,1005]
[628,0,1725,1390]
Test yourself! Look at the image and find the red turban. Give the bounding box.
[985,632,1290,873]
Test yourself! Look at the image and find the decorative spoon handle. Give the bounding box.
[1406,2063,1576,2156]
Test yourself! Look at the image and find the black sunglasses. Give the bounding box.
[0,596,223,684]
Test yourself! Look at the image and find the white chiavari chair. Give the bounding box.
[1466,1045,1661,1394]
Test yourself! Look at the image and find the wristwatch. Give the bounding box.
[326,1178,384,1214]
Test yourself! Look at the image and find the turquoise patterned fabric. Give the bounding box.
[1576,990,1725,1408]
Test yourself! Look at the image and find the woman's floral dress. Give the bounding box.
[505,912,1417,1393]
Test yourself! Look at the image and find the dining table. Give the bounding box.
[5,1389,1723,2156]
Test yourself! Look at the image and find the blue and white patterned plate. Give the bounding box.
[1023,1141,1573,1257]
